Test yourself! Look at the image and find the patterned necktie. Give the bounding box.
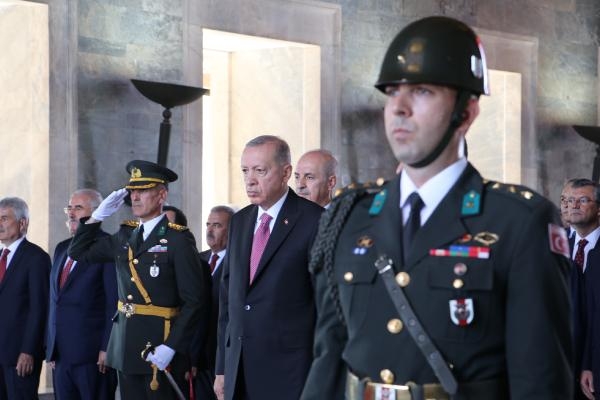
[249,213,272,284]
[209,253,219,274]
[403,192,424,263]
[574,238,588,271]
[0,248,10,283]
[59,257,75,288]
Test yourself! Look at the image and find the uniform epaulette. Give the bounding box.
[485,180,538,203]
[333,177,387,199]
[121,219,139,228]
[167,222,189,232]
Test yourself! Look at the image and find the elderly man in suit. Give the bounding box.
[190,205,234,400]
[46,189,118,400]
[567,179,600,399]
[0,197,51,400]
[294,149,338,209]
[214,135,323,400]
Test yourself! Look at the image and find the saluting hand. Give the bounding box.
[15,353,34,377]
[89,188,128,222]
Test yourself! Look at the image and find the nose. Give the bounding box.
[297,176,306,188]
[388,86,411,116]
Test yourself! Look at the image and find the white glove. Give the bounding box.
[91,188,128,221]
[145,344,175,371]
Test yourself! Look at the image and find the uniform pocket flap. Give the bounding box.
[336,264,378,285]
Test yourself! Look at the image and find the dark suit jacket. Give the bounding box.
[570,236,587,379]
[302,164,573,399]
[0,238,50,365]
[216,189,322,400]
[581,239,600,392]
[69,216,209,374]
[46,233,118,365]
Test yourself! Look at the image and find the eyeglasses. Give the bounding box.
[63,205,86,214]
[560,197,595,207]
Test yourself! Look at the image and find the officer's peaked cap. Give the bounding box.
[125,160,178,190]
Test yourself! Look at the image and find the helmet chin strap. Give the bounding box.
[407,90,472,169]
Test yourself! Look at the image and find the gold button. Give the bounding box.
[127,294,133,301]
[130,277,135,282]
[344,272,354,282]
[395,272,410,287]
[380,369,394,384]
[453,279,464,289]
[376,177,385,186]
[133,259,139,264]
[387,319,403,334]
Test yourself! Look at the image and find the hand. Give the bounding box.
[145,344,175,371]
[90,188,128,222]
[581,370,595,399]
[16,353,34,377]
[97,351,108,374]
[214,374,225,400]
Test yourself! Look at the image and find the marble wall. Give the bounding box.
[39,0,600,248]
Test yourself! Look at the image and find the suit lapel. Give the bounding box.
[0,239,27,290]
[250,190,299,285]
[240,207,257,288]
[367,176,404,270]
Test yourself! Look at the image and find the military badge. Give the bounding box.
[548,223,570,258]
[148,245,167,253]
[159,238,168,244]
[473,231,499,246]
[449,298,474,326]
[149,261,160,277]
[158,226,166,236]
[353,236,373,255]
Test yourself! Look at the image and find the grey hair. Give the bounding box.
[210,205,235,217]
[0,197,29,221]
[72,188,103,209]
[245,135,291,165]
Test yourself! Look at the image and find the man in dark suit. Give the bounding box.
[294,149,338,209]
[0,197,51,400]
[46,188,118,400]
[302,17,572,399]
[214,136,323,400]
[566,180,600,399]
[68,160,209,400]
[190,205,234,400]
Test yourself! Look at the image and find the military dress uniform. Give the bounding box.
[301,163,573,400]
[68,160,208,399]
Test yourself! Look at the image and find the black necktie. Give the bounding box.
[136,225,145,249]
[403,192,424,263]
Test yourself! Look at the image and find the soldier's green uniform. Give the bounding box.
[301,16,573,400]
[302,167,572,399]
[69,160,208,399]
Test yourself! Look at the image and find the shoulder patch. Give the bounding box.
[121,219,139,228]
[167,222,189,232]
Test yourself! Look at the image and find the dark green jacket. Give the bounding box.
[302,163,573,399]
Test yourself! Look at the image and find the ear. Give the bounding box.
[282,163,293,183]
[459,98,480,135]
[327,175,337,191]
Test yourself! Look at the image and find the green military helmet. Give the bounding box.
[375,16,489,96]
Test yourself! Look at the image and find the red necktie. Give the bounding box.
[249,213,272,284]
[0,248,10,283]
[59,257,75,288]
[574,239,588,271]
[209,253,219,274]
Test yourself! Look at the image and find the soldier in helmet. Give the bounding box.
[301,16,572,400]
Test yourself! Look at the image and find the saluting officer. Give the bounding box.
[301,16,573,400]
[69,160,209,400]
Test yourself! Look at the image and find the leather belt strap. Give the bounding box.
[346,371,508,400]
[374,255,458,395]
[117,300,180,319]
